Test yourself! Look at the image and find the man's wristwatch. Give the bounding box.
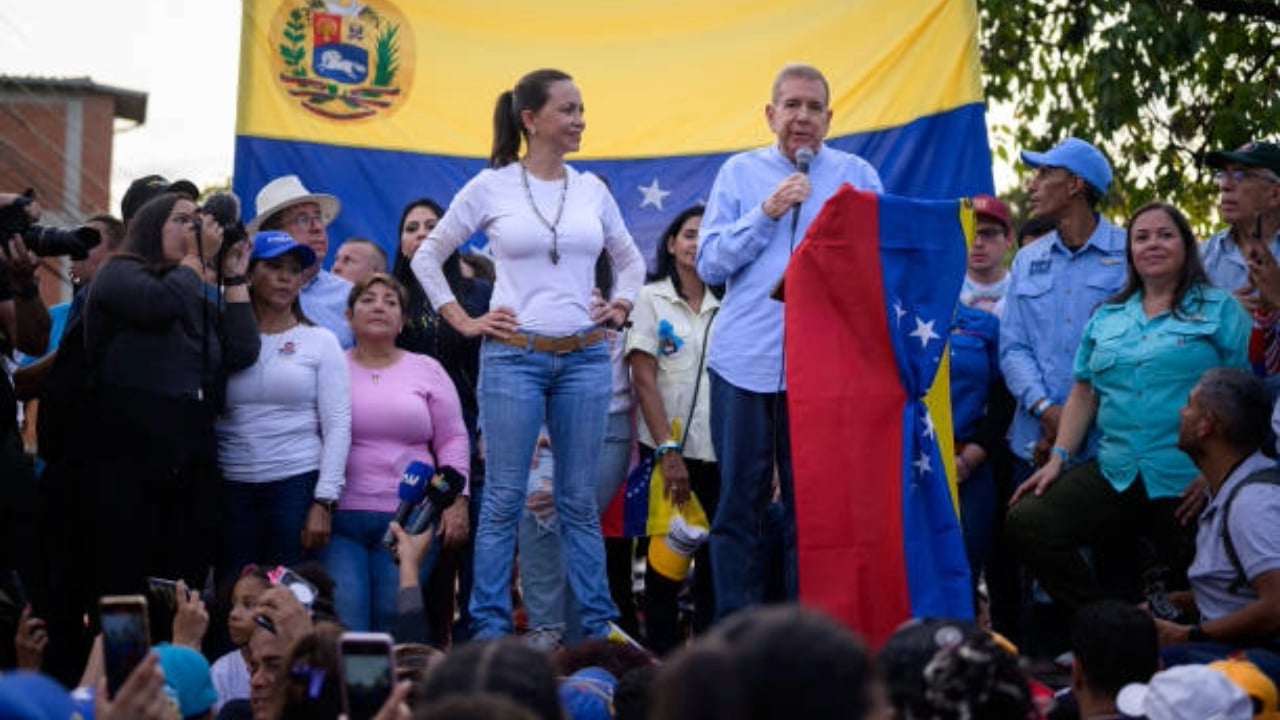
[313,498,338,514]
[223,275,248,287]
[1187,624,1208,643]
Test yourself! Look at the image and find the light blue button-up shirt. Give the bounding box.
[696,143,883,393]
[999,219,1128,462]
[300,269,354,348]
[1074,286,1249,498]
[1200,227,1280,293]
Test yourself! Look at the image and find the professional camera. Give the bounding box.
[0,189,100,259]
[199,192,248,247]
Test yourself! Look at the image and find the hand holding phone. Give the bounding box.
[338,632,395,720]
[99,595,150,699]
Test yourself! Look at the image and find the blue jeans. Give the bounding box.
[707,369,798,620]
[316,510,439,633]
[470,337,618,638]
[219,471,317,582]
[959,461,996,580]
[519,410,633,642]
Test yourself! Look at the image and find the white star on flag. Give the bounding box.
[909,317,940,348]
[913,452,932,475]
[921,410,936,440]
[893,300,907,326]
[638,178,671,210]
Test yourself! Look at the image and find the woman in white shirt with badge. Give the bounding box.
[626,205,721,655]
[411,68,644,640]
[217,231,351,581]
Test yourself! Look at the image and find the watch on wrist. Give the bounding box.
[223,275,248,287]
[1187,624,1207,642]
[314,498,338,513]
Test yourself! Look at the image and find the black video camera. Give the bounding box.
[0,189,100,259]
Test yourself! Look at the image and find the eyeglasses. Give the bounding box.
[286,213,326,229]
[1213,169,1280,185]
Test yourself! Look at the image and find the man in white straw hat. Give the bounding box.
[247,175,353,347]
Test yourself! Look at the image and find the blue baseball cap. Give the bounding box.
[1021,137,1113,196]
[154,644,217,719]
[558,667,617,720]
[0,672,76,720]
[250,230,317,269]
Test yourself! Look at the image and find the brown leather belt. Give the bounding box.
[494,328,607,355]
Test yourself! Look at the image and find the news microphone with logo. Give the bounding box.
[790,146,814,238]
[381,460,434,550]
[404,467,467,537]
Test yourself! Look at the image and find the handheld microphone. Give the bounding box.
[403,467,467,537]
[795,146,814,175]
[791,146,814,239]
[381,461,434,550]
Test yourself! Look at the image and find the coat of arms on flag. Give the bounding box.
[269,0,412,120]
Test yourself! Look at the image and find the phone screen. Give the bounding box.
[100,596,150,698]
[340,634,394,720]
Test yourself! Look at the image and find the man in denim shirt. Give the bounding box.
[999,138,1127,484]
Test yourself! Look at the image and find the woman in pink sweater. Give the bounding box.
[317,273,470,633]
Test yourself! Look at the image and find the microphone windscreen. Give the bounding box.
[397,461,434,504]
[796,147,814,174]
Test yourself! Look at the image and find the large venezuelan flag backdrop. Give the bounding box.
[233,0,993,266]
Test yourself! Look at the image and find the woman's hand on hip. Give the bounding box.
[300,504,332,550]
[590,290,632,330]
[460,307,519,339]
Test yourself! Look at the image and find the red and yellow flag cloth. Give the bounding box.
[785,187,975,646]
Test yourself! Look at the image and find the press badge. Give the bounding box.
[1029,259,1052,275]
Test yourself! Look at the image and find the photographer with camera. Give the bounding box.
[83,190,259,608]
[0,192,53,673]
[1155,368,1280,683]
[0,192,54,360]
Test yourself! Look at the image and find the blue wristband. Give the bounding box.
[1051,446,1071,463]
[655,441,682,458]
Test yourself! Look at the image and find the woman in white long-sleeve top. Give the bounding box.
[411,68,645,640]
[216,231,351,582]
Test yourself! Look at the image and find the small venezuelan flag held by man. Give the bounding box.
[785,187,974,646]
[233,0,993,264]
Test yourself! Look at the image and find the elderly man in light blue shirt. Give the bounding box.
[696,63,882,620]
[247,175,354,348]
[1200,141,1280,294]
[1000,138,1127,483]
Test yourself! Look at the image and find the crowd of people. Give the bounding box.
[1,60,1279,719]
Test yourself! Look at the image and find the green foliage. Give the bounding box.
[374,23,399,87]
[282,10,308,74]
[979,0,1280,234]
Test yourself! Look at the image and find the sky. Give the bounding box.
[1,0,243,210]
[2,1,1018,215]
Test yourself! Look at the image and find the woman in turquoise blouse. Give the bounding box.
[1007,202,1250,613]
